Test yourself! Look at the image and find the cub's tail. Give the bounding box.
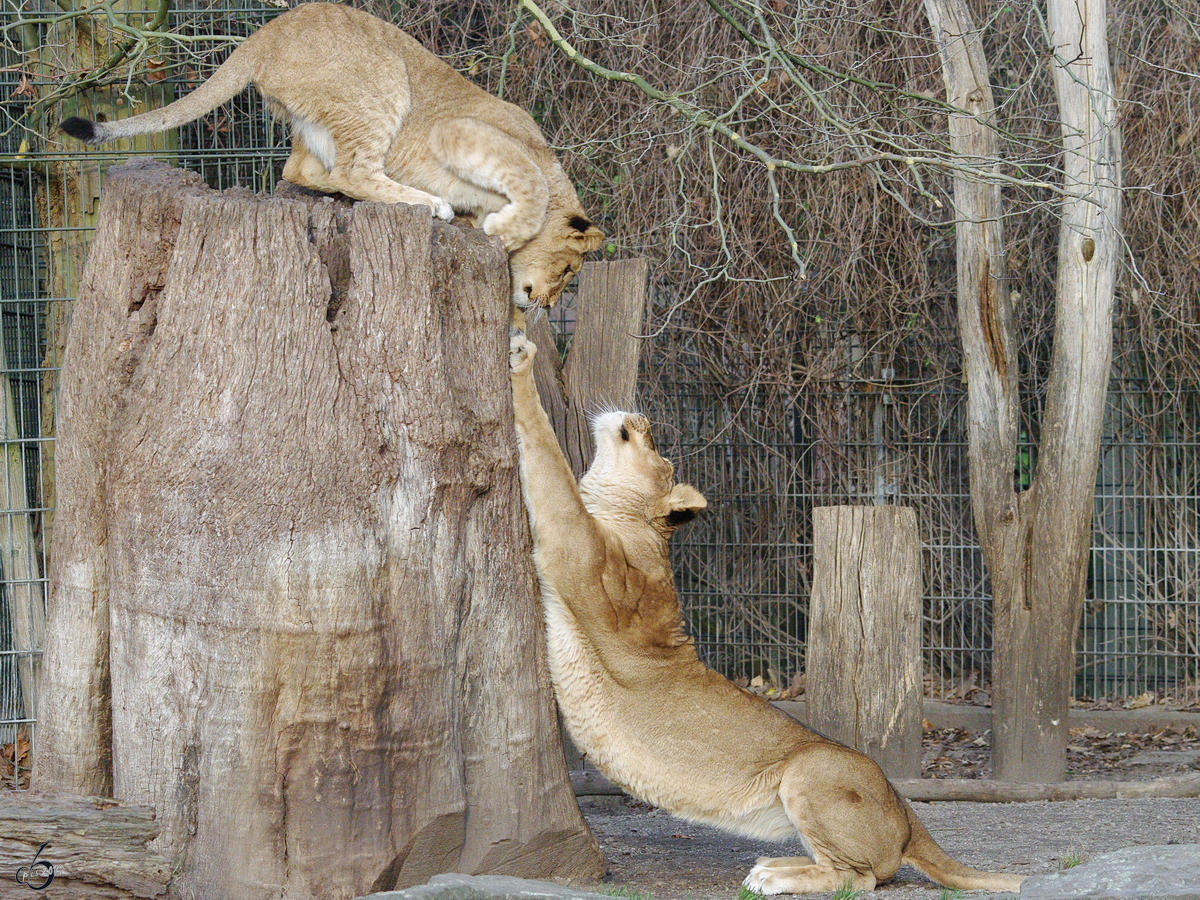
[902,804,1026,892]
[60,42,258,145]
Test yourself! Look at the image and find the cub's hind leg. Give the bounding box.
[281,140,330,191]
[283,116,454,218]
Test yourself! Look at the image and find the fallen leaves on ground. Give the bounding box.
[923,723,1200,780]
[1,728,31,789]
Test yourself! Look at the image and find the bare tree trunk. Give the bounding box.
[994,0,1122,781]
[35,159,604,900]
[925,0,1121,781]
[1,340,43,728]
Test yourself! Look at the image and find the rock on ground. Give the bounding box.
[357,873,616,900]
[1008,844,1200,900]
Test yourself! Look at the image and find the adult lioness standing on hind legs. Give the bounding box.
[508,331,1028,895]
[60,2,603,310]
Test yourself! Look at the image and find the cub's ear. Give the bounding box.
[656,483,707,531]
[567,215,605,252]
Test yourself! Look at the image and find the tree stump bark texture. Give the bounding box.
[807,505,923,779]
[34,159,603,900]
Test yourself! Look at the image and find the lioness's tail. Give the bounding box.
[61,40,258,145]
[902,804,1025,892]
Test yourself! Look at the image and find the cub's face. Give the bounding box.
[510,214,605,309]
[580,412,706,536]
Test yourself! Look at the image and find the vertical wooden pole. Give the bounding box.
[528,258,649,478]
[807,505,923,779]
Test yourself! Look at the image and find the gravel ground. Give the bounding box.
[574,721,1200,900]
[580,794,1200,900]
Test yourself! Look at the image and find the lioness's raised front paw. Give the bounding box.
[509,332,536,375]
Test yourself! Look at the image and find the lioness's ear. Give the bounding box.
[657,483,707,531]
[567,215,605,252]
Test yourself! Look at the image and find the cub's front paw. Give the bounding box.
[430,196,455,222]
[509,333,537,376]
[482,208,533,251]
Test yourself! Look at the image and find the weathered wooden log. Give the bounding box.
[35,159,604,900]
[572,769,1200,803]
[528,258,649,478]
[0,792,171,898]
[807,506,923,779]
[895,773,1200,802]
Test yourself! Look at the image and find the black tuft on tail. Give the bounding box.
[60,116,100,143]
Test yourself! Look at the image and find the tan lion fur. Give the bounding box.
[60,3,603,309]
[509,332,1027,895]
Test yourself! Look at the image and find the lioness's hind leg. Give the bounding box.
[744,861,875,896]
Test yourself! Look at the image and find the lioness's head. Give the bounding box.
[510,214,605,309]
[580,411,707,538]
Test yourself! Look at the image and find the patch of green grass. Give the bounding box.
[1060,848,1087,869]
[737,887,765,900]
[938,889,966,900]
[831,883,865,900]
[601,888,653,900]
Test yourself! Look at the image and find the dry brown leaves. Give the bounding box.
[924,722,1200,781]
[1,728,32,790]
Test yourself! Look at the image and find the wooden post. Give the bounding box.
[807,506,923,779]
[34,159,604,900]
[528,258,648,477]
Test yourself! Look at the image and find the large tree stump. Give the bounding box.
[34,159,604,900]
[807,506,923,779]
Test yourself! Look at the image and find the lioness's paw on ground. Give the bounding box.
[510,334,536,375]
[743,866,784,895]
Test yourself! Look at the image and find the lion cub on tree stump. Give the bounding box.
[508,332,1027,895]
[60,2,603,310]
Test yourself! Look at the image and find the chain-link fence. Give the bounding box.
[651,366,1199,706]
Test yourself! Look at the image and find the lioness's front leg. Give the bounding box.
[509,334,604,566]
